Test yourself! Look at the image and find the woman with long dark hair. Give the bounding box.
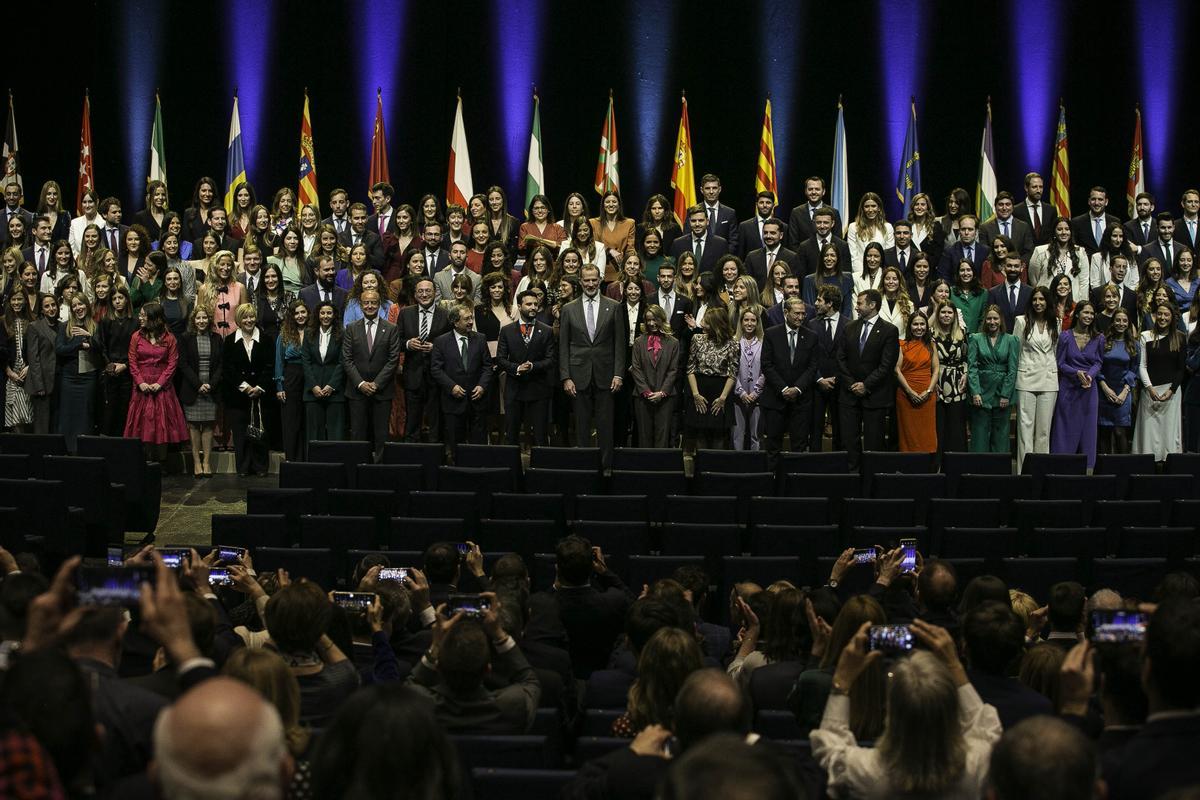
[99,286,136,436]
[133,180,169,242]
[804,242,854,318]
[951,260,987,334]
[177,304,222,477]
[1012,286,1060,470]
[125,301,188,460]
[55,293,102,450]
[183,176,219,241]
[686,305,738,450]
[967,305,1018,453]
[895,310,939,452]
[1030,218,1088,300]
[484,185,518,249]
[1098,308,1139,455]
[517,194,565,255]
[931,299,968,454]
[1,289,34,431]
[274,298,309,462]
[630,304,680,448]
[846,192,894,273]
[639,193,682,254]
[1051,300,1105,468]
[302,300,346,442]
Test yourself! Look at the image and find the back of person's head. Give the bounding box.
[309,684,460,800]
[495,588,528,636]
[0,570,48,641]
[1008,589,1038,631]
[648,578,698,631]
[62,606,125,656]
[807,586,841,630]
[222,648,309,757]
[1018,643,1065,707]
[919,559,959,613]
[960,575,1011,616]
[423,542,461,585]
[351,553,389,587]
[1154,571,1200,605]
[1145,600,1200,710]
[625,598,685,658]
[987,716,1100,800]
[438,621,491,694]
[555,535,593,587]
[878,650,966,796]
[491,553,530,585]
[1048,582,1086,632]
[673,669,750,752]
[375,581,411,630]
[658,734,802,800]
[154,677,288,800]
[820,595,885,670]
[761,587,804,662]
[963,601,1025,676]
[183,593,217,659]
[1085,588,1122,614]
[265,579,331,656]
[1095,643,1148,725]
[672,564,710,611]
[629,627,704,731]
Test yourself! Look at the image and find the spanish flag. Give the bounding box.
[298,91,318,211]
[670,93,696,226]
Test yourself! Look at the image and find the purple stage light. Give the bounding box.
[628,0,675,191]
[1136,0,1179,195]
[226,0,276,185]
[353,0,404,192]
[496,0,546,201]
[119,0,162,204]
[760,0,804,204]
[1010,0,1062,172]
[879,0,929,217]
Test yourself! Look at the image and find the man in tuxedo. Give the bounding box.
[796,207,852,278]
[807,283,846,451]
[321,187,352,243]
[195,207,241,254]
[980,192,1035,261]
[735,191,779,258]
[937,214,989,281]
[788,176,844,248]
[99,197,129,255]
[760,297,818,459]
[836,289,900,469]
[1140,213,1182,269]
[396,277,451,442]
[434,241,482,302]
[648,263,693,340]
[421,220,450,276]
[765,275,801,328]
[430,305,494,458]
[238,247,264,295]
[1174,188,1200,251]
[299,256,348,316]
[23,216,54,275]
[347,203,385,270]
[341,289,401,459]
[1012,171,1058,246]
[367,181,399,237]
[1123,192,1156,247]
[986,253,1033,333]
[743,218,797,291]
[1070,186,1119,256]
[699,173,738,253]
[559,264,625,470]
[883,220,917,273]
[497,290,557,447]
[1089,255,1139,318]
[669,204,729,274]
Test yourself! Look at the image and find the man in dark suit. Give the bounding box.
[2,181,33,233]
[341,288,401,459]
[980,191,1035,262]
[788,176,844,248]
[699,173,738,253]
[962,602,1052,729]
[1012,171,1058,246]
[430,305,493,458]
[559,264,626,470]
[766,275,802,328]
[22,215,54,275]
[669,204,729,275]
[238,247,264,295]
[1174,188,1200,251]
[1070,186,1120,256]
[420,220,450,277]
[298,256,348,316]
[760,297,818,459]
[648,263,693,340]
[97,196,130,255]
[1139,212,1182,269]
[346,202,385,270]
[396,277,451,442]
[735,191,780,258]
[937,214,989,281]
[1090,254,1139,319]
[367,181,400,237]
[743,218,797,291]
[549,536,634,679]
[807,283,846,451]
[321,187,352,243]
[882,220,918,273]
[1123,191,1156,247]
[836,289,900,470]
[796,207,851,279]
[497,290,556,447]
[986,253,1033,333]
[193,206,241,254]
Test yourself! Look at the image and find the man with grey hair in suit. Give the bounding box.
[342,288,401,459]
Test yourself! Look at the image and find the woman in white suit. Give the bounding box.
[852,242,887,319]
[878,266,913,340]
[846,192,894,273]
[1012,286,1059,471]
[1029,219,1089,300]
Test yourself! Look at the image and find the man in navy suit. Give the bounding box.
[1123,192,1156,247]
[986,253,1033,333]
[346,202,385,270]
[980,192,1035,261]
[1139,213,1183,269]
[2,181,33,229]
[743,219,797,291]
[795,207,852,279]
[98,196,130,255]
[1173,188,1200,251]
[367,181,400,237]
[767,275,802,328]
[1012,172,1058,246]
[193,206,241,254]
[788,176,844,249]
[1070,186,1120,256]
[430,304,494,457]
[882,220,917,273]
[836,289,900,470]
[22,216,54,275]
[806,283,846,450]
[298,256,348,316]
[699,173,738,254]
[321,187,352,243]
[421,220,450,276]
[496,290,557,447]
[669,204,729,275]
[760,297,818,458]
[735,191,780,258]
[937,214,989,281]
[647,263,693,341]
[963,602,1052,730]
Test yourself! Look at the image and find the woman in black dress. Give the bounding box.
[686,305,738,450]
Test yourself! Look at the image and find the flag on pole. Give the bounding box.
[895,99,921,217]
[830,97,849,236]
[1126,106,1144,217]
[524,90,544,215]
[1050,102,1071,220]
[223,94,246,215]
[976,98,997,221]
[368,89,390,191]
[149,92,167,188]
[446,90,473,209]
[298,90,318,211]
[76,91,94,216]
[2,91,22,201]
[594,90,619,195]
[670,93,697,226]
[756,97,778,206]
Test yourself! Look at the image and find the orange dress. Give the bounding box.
[896,340,938,452]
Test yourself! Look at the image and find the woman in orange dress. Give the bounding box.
[894,309,939,452]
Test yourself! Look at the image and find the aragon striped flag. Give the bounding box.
[670,92,697,226]
[594,90,619,195]
[976,98,997,221]
[298,90,318,211]
[1050,103,1071,219]
[756,97,778,206]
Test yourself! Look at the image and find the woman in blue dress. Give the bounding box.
[1097,308,1138,455]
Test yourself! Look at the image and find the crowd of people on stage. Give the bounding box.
[2,172,1199,471]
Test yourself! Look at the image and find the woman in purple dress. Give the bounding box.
[1050,300,1105,468]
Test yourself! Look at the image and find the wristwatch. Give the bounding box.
[828,579,839,589]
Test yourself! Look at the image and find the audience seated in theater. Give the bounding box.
[987,716,1104,800]
[672,564,732,662]
[610,626,703,738]
[585,596,688,709]
[548,536,634,679]
[962,601,1053,728]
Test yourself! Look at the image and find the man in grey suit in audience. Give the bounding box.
[342,289,401,460]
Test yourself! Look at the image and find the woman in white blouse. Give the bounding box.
[1029,218,1089,300]
[1087,222,1140,292]
[851,242,886,317]
[878,266,913,339]
[1012,286,1059,471]
[846,192,894,272]
[907,192,938,252]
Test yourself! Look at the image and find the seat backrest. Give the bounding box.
[210,514,288,549]
[408,491,479,524]
[380,442,444,487]
[388,517,466,552]
[450,736,551,770]
[488,493,566,526]
[254,546,336,586]
[529,447,601,471]
[354,463,424,493]
[0,433,68,477]
[749,496,831,527]
[573,494,648,523]
[694,449,768,474]
[455,443,523,472]
[612,448,685,472]
[664,495,738,524]
[776,450,851,475]
[0,454,31,480]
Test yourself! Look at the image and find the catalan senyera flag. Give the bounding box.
[149,92,167,187]
[3,91,22,201]
[895,99,921,217]
[298,91,318,211]
[594,91,619,195]
[1050,103,1071,219]
[976,99,997,221]
[756,97,778,206]
[524,91,544,215]
[368,89,390,191]
[223,94,247,215]
[1127,106,1144,218]
[76,92,94,216]
[670,94,697,226]
[446,92,473,209]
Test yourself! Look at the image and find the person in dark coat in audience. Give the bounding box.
[550,536,635,679]
[962,601,1052,730]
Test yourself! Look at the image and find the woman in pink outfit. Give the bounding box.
[125,300,189,460]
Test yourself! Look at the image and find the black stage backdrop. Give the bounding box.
[7,1,1199,219]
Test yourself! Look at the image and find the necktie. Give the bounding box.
[1094,218,1103,246]
[810,206,816,220]
[825,317,832,337]
[788,329,796,360]
[521,323,531,342]
[322,289,329,302]
[460,336,468,364]
[859,320,871,353]
[1031,205,1042,238]
[337,219,345,234]
[366,319,375,354]
[586,298,596,340]
[708,207,716,229]
[247,275,255,294]
[379,216,387,235]
[1010,285,1018,311]
[1190,220,1197,245]
[109,229,117,250]
[663,294,673,318]
[1002,220,1010,237]
[37,248,46,271]
[353,234,361,245]
[899,250,907,272]
[694,238,704,264]
[1164,242,1172,265]
[1143,222,1150,241]
[767,251,775,271]
[820,237,828,248]
[964,245,973,262]
[420,309,429,339]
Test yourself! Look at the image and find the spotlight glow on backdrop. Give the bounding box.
[354,0,403,190]
[496,0,545,201]
[120,0,162,203]
[761,0,803,204]
[1010,0,1062,172]
[879,0,929,216]
[1136,0,1179,195]
[226,0,276,186]
[628,0,675,193]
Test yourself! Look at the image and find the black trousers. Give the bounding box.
[226,405,269,475]
[811,383,841,452]
[304,400,346,443]
[765,400,813,456]
[443,404,487,459]
[573,383,614,469]
[349,394,391,460]
[840,401,889,469]
[505,396,549,447]
[937,400,968,454]
[403,383,439,442]
[100,370,132,437]
[280,363,305,462]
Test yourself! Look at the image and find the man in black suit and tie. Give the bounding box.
[22,216,54,275]
[430,305,494,458]
[836,289,900,469]
[98,196,129,255]
[559,264,625,470]
[497,290,557,447]
[796,207,852,279]
[766,275,802,328]
[760,297,818,459]
[321,187,352,243]
[1089,254,1139,319]
[986,253,1033,333]
[341,288,401,460]
[1124,192,1156,247]
[937,214,989,281]
[194,207,242,254]
[1012,172,1058,246]
[883,220,918,274]
[238,247,264,295]
[743,219,797,292]
[669,204,729,275]
[788,176,845,249]
[367,181,400,238]
[346,202,385,270]
[807,283,847,451]
[2,181,33,229]
[648,263,693,340]
[1070,186,1120,257]
[735,191,780,258]
[1174,188,1200,251]
[699,174,738,254]
[299,256,348,316]
[397,277,451,442]
[980,192,1035,262]
[1140,213,1182,269]
[421,220,450,276]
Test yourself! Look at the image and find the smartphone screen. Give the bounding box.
[158,549,190,569]
[455,543,469,556]
[868,624,914,654]
[332,591,377,611]
[106,547,125,568]
[378,567,409,582]
[899,539,917,573]
[208,567,234,587]
[216,546,246,562]
[854,548,877,565]
[76,566,155,607]
[448,593,491,619]
[1091,610,1148,644]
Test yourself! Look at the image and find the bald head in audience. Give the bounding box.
[987,716,1103,800]
[673,669,751,752]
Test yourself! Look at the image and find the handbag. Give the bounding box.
[246,397,265,443]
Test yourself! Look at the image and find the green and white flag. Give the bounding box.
[149,93,167,187]
[525,92,544,214]
[976,99,996,221]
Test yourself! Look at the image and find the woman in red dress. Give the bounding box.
[894,310,940,453]
[125,301,189,460]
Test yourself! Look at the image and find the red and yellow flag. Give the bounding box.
[1050,103,1071,219]
[756,97,778,205]
[670,93,697,226]
[298,90,318,211]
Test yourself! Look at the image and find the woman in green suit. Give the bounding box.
[301,300,346,441]
[967,305,1018,453]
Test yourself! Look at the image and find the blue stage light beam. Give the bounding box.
[119,0,164,204]
[1136,0,1180,194]
[760,0,803,205]
[226,0,276,186]
[879,0,929,218]
[1010,0,1062,172]
[496,0,546,202]
[353,0,404,192]
[628,0,675,192]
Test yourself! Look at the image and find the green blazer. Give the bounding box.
[967,332,1019,408]
[952,289,988,335]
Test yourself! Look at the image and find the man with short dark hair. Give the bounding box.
[551,537,633,678]
[2,181,32,229]
[497,289,556,446]
[431,303,493,457]
[649,262,693,339]
[795,206,851,278]
[806,283,847,450]
[397,277,451,441]
[736,190,780,258]
[760,297,818,458]
[1173,188,1200,251]
[1139,212,1180,268]
[699,173,738,252]
[1070,186,1119,256]
[322,187,351,239]
[346,202,385,269]
[981,191,1035,261]
[433,240,481,302]
[788,176,844,248]
[743,218,797,290]
[937,213,989,280]
[836,289,899,469]
[987,716,1103,800]
[986,252,1032,333]
[22,215,53,274]
[765,274,801,328]
[367,181,398,237]
[1045,581,1085,651]
[421,220,450,274]
[1123,191,1156,246]
[963,601,1052,728]
[100,196,130,254]
[1013,172,1058,246]
[298,255,348,315]
[669,204,729,274]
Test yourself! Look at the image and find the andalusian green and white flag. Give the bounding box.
[525,91,544,214]
[976,99,997,221]
[149,93,167,187]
